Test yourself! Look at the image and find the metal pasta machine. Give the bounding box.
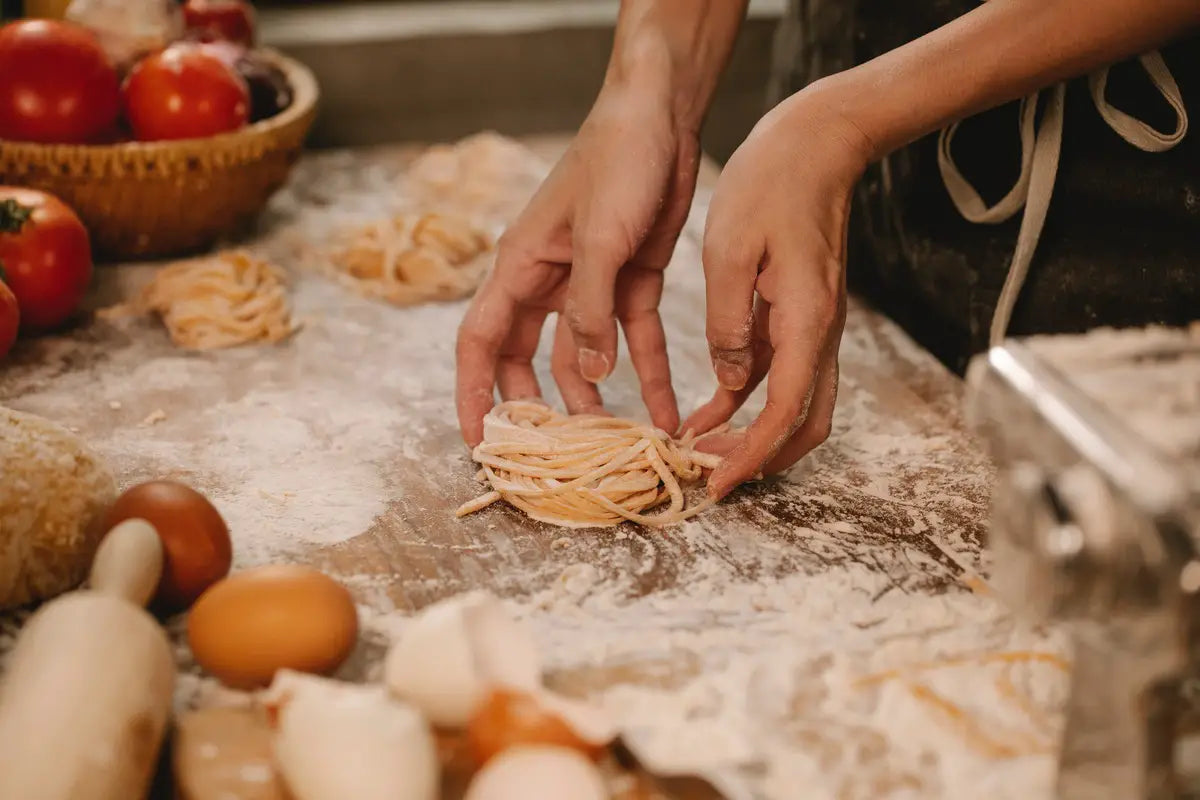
[966,325,1200,800]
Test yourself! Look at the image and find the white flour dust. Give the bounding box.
[5,356,416,565]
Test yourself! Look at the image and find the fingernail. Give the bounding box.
[578,348,610,382]
[715,359,749,390]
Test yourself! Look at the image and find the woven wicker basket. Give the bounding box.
[0,49,318,260]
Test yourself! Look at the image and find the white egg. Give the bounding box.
[464,746,609,800]
[265,671,438,800]
[383,591,541,728]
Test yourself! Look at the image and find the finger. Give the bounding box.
[456,276,517,447]
[707,311,829,500]
[760,296,846,474]
[680,298,772,436]
[680,354,769,436]
[565,223,626,383]
[702,208,763,392]
[456,165,573,447]
[762,350,839,476]
[621,305,680,434]
[551,314,605,415]
[496,306,550,402]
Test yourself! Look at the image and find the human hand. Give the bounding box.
[455,82,700,446]
[683,82,875,499]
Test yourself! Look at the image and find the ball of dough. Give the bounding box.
[0,407,116,609]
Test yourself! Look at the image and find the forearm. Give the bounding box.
[605,0,750,133]
[823,0,1200,159]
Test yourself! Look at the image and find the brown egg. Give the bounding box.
[187,565,359,690]
[466,689,605,767]
[103,480,232,610]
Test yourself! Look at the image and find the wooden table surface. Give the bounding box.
[0,136,1067,799]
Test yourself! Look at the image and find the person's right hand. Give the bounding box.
[455,82,700,447]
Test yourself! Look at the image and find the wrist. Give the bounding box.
[604,29,708,135]
[604,0,746,136]
[775,77,879,175]
[806,64,939,162]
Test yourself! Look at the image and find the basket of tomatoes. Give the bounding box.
[0,0,317,260]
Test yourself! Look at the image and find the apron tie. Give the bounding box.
[937,51,1188,347]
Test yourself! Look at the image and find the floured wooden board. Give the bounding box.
[0,136,1067,799]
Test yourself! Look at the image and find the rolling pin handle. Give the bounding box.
[89,518,164,608]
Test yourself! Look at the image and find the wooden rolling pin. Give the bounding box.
[0,519,176,800]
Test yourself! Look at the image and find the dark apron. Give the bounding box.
[770,0,1200,373]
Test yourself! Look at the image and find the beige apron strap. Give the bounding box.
[1089,51,1189,152]
[937,93,1039,223]
[990,83,1066,347]
[937,50,1188,347]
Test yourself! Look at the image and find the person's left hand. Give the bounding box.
[682,80,876,500]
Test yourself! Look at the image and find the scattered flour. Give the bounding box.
[349,551,1069,800]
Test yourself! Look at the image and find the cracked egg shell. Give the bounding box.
[266,671,438,800]
[383,591,540,728]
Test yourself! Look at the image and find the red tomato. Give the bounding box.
[183,0,257,47]
[0,279,17,359]
[0,187,92,331]
[0,20,120,144]
[123,43,250,142]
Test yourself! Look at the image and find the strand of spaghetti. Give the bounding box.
[905,682,1052,759]
[995,667,1059,738]
[583,490,715,526]
[455,490,501,517]
[482,449,655,485]
[645,441,685,515]
[472,439,644,481]
[507,492,617,528]
[476,441,648,491]
[477,439,623,458]
[853,650,1071,687]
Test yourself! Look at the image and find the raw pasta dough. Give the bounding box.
[328,212,492,307]
[456,401,722,529]
[106,250,299,350]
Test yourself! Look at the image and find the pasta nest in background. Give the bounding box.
[102,250,299,351]
[327,212,493,306]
